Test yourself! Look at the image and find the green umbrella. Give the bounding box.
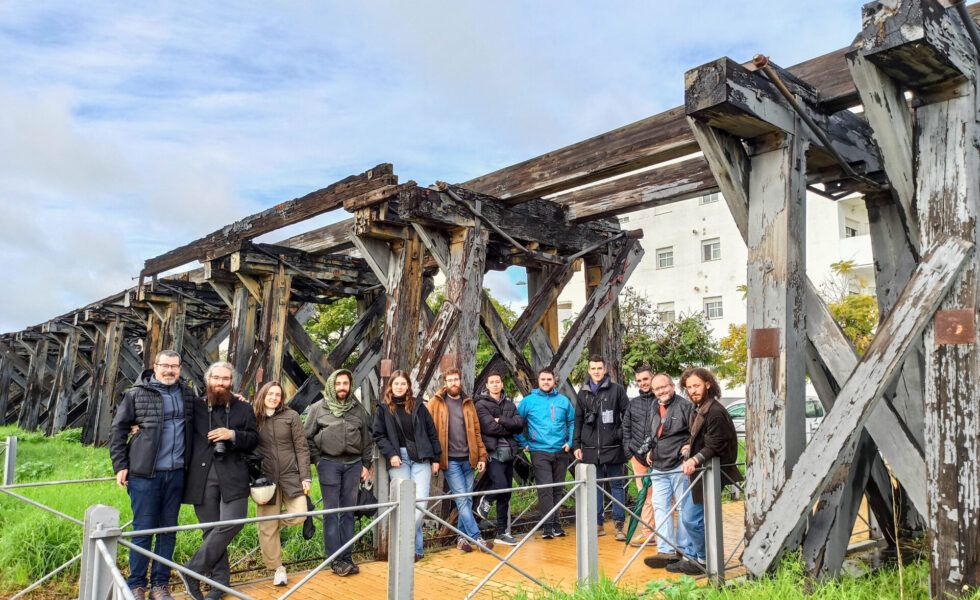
[623,472,653,553]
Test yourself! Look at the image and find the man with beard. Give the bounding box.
[428,368,491,552]
[474,371,525,545]
[572,354,630,540]
[640,372,694,567]
[516,368,574,539]
[304,369,373,576]
[667,366,740,575]
[182,362,258,600]
[110,350,193,600]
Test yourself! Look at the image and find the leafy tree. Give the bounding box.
[717,323,747,385]
[828,293,878,355]
[306,296,359,354]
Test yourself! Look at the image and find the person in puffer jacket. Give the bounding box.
[516,368,574,539]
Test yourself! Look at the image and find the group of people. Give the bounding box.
[109,349,738,599]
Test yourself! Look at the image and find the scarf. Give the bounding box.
[688,396,718,442]
[323,369,355,418]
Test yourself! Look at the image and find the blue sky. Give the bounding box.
[0,1,862,332]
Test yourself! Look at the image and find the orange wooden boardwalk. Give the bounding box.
[226,501,758,600]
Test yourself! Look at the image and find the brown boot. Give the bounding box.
[130,587,147,600]
[149,586,175,600]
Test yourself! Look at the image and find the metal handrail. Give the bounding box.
[0,476,115,490]
[94,540,136,600]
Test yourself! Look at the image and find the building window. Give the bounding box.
[618,216,630,225]
[702,238,721,262]
[657,302,676,323]
[700,192,720,205]
[656,246,674,269]
[704,297,724,319]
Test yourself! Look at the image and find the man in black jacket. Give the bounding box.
[110,350,193,600]
[572,354,630,540]
[474,372,525,546]
[667,366,740,575]
[182,362,258,600]
[640,372,694,567]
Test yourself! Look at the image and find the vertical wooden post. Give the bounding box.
[227,284,257,379]
[143,311,163,370]
[159,299,187,356]
[18,339,50,431]
[0,356,11,425]
[744,126,808,540]
[526,265,560,371]
[258,263,292,386]
[82,326,106,445]
[46,331,80,435]
[380,235,425,377]
[93,319,125,445]
[444,226,489,391]
[917,82,980,599]
[584,252,623,383]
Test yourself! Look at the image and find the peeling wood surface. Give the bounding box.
[742,236,974,576]
[444,227,489,390]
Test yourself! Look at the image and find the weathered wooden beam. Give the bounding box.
[327,293,385,368]
[45,331,80,435]
[478,297,534,396]
[916,78,980,597]
[379,234,425,377]
[227,284,258,379]
[551,238,643,385]
[399,185,619,257]
[741,236,974,576]
[743,127,809,541]
[687,119,750,241]
[584,252,624,383]
[141,164,395,278]
[230,243,378,287]
[258,264,291,385]
[273,218,355,255]
[17,339,50,431]
[0,356,11,425]
[410,301,462,395]
[285,315,332,386]
[444,226,489,390]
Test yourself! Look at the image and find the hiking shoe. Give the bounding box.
[149,585,174,600]
[541,528,555,540]
[495,533,519,546]
[475,497,492,520]
[457,537,474,552]
[273,566,287,586]
[130,587,147,600]
[475,537,494,552]
[349,562,360,575]
[665,557,705,575]
[552,525,567,537]
[614,522,627,541]
[596,524,607,536]
[643,552,681,569]
[331,560,355,576]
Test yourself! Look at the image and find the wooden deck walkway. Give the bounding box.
[229,500,760,599]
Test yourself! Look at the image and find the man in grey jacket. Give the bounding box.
[642,373,695,568]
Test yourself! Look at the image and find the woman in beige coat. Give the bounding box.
[252,381,311,586]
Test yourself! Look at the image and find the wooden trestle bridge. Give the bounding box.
[2,1,980,597]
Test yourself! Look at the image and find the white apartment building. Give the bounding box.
[557,191,875,347]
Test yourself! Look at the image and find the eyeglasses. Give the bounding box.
[209,375,233,382]
[155,363,181,370]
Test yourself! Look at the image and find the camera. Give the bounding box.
[637,436,652,457]
[213,441,228,457]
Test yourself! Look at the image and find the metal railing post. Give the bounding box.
[703,457,725,585]
[574,463,598,584]
[4,436,16,485]
[388,478,415,600]
[79,504,121,600]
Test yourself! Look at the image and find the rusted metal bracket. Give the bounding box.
[934,308,977,345]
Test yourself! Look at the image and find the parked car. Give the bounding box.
[725,397,825,441]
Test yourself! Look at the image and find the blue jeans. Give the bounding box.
[681,492,706,561]
[444,459,481,541]
[388,448,432,556]
[126,469,184,588]
[649,468,693,555]
[596,463,626,525]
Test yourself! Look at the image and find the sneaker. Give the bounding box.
[349,562,360,575]
[204,592,223,600]
[541,528,555,540]
[495,533,519,546]
[596,524,607,536]
[149,585,174,600]
[629,536,650,547]
[415,553,423,562]
[183,578,204,600]
[552,525,567,537]
[457,537,474,552]
[665,557,705,575]
[273,566,287,586]
[331,560,355,576]
[475,497,492,520]
[130,587,147,600]
[614,522,627,541]
[643,552,680,569]
[475,537,494,552]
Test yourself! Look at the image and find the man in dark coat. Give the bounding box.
[182,362,258,600]
[110,350,194,600]
[474,371,525,546]
[667,366,740,575]
[572,354,630,540]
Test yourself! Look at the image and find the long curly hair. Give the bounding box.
[679,367,721,403]
[383,370,415,414]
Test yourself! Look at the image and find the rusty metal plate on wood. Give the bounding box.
[935,309,976,345]
[750,328,780,358]
[380,359,393,377]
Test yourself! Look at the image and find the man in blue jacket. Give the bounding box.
[516,368,574,539]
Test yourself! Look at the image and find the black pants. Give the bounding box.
[530,450,569,529]
[486,458,514,532]
[317,459,361,563]
[186,465,248,588]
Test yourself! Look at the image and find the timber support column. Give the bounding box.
[380,234,425,379]
[526,265,561,370]
[18,338,50,432]
[444,226,489,390]
[584,252,623,383]
[46,329,80,435]
[258,263,292,386]
[227,284,258,379]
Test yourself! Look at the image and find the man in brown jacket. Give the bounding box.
[427,368,490,552]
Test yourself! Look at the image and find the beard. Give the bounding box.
[207,384,232,407]
[448,384,462,397]
[335,389,349,401]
